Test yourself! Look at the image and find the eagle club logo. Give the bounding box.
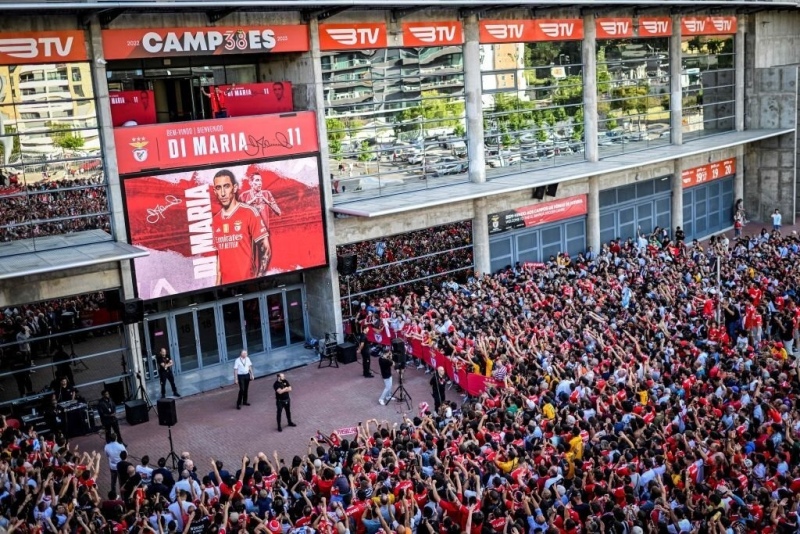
[374,333,383,343]
[129,138,149,162]
[234,220,242,232]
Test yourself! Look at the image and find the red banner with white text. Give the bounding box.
[488,194,588,235]
[109,90,157,127]
[114,111,318,175]
[365,328,502,397]
[681,158,736,188]
[219,82,293,117]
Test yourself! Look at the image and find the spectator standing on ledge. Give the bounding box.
[772,207,782,231]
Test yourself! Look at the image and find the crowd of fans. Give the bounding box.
[0,176,110,242]
[2,226,800,534]
[338,223,474,319]
[0,292,115,396]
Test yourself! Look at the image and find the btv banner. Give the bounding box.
[102,26,309,59]
[488,194,587,235]
[114,111,319,175]
[124,157,326,299]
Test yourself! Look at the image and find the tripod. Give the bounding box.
[390,367,411,410]
[133,371,154,413]
[164,427,181,471]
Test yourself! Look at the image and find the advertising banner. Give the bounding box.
[402,21,463,47]
[596,18,634,39]
[101,25,309,60]
[638,17,672,37]
[114,111,318,175]
[109,90,157,127]
[479,19,583,43]
[124,156,326,299]
[319,23,388,50]
[681,158,736,188]
[488,194,588,235]
[681,16,737,36]
[218,82,293,117]
[0,31,87,65]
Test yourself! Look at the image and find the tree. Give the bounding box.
[1,124,21,158]
[357,140,372,163]
[453,123,466,138]
[326,117,346,160]
[572,107,585,141]
[606,118,618,131]
[46,121,85,150]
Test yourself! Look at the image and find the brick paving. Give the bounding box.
[72,355,459,493]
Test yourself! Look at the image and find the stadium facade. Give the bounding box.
[0,0,798,402]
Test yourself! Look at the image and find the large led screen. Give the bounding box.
[124,156,326,298]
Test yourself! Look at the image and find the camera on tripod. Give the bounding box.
[391,339,406,370]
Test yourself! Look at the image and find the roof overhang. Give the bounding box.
[0,237,148,280]
[331,129,794,218]
[0,0,796,9]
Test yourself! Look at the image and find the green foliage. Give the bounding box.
[397,91,465,132]
[326,117,346,160]
[358,140,371,162]
[46,121,85,150]
[572,108,584,141]
[606,118,618,131]
[1,124,21,157]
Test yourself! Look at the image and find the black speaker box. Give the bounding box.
[532,186,546,200]
[337,342,357,364]
[104,290,122,311]
[104,381,126,405]
[157,398,178,427]
[545,183,558,197]
[125,399,149,426]
[337,254,358,276]
[391,338,407,369]
[123,299,144,325]
[63,406,91,438]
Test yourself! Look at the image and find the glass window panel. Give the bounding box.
[617,184,636,203]
[566,235,585,257]
[566,220,585,239]
[656,212,671,233]
[655,176,671,193]
[708,209,720,230]
[681,36,735,138]
[243,297,265,354]
[656,197,671,215]
[541,226,561,247]
[222,302,244,358]
[541,244,561,262]
[517,248,539,264]
[619,206,635,225]
[491,238,512,257]
[637,202,652,220]
[516,231,538,252]
[599,189,617,207]
[636,180,654,198]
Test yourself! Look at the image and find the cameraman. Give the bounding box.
[378,349,394,405]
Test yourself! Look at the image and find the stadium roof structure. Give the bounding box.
[0,0,797,10]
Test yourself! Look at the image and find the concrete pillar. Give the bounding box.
[305,18,343,337]
[472,198,491,275]
[671,159,683,231]
[463,14,486,183]
[582,13,599,163]
[735,19,745,132]
[670,14,683,145]
[88,16,142,387]
[587,176,601,251]
[734,144,745,205]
